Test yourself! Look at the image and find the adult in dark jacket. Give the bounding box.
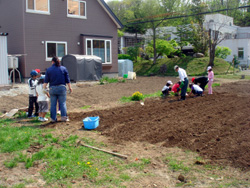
[43,56,72,122]
[191,77,208,91]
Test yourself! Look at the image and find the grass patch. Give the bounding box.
[80,105,91,110]
[120,91,162,103]
[14,111,27,119]
[216,74,250,80]
[0,125,42,153]
[0,120,151,187]
[99,76,126,85]
[134,57,233,76]
[165,155,190,173]
[205,83,221,89]
[124,158,151,170]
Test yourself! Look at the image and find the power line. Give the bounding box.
[126,5,250,25]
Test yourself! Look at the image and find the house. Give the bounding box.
[0,0,123,80]
[119,32,145,54]
[204,14,250,67]
[144,14,250,67]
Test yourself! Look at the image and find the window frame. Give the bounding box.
[67,0,87,19]
[238,47,244,60]
[86,39,112,64]
[45,41,67,61]
[26,0,50,15]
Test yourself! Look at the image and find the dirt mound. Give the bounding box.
[68,91,250,170]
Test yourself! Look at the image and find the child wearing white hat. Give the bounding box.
[162,80,173,97]
[207,66,214,94]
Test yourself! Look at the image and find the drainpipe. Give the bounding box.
[22,0,26,79]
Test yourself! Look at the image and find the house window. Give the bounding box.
[26,0,50,14]
[238,48,244,60]
[68,0,86,19]
[86,39,112,64]
[46,41,67,61]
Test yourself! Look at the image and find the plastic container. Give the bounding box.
[83,116,99,130]
[127,71,136,80]
[123,74,128,78]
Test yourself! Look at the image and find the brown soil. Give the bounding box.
[1,77,250,187]
[68,85,250,170]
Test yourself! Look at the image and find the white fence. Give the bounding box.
[0,34,8,85]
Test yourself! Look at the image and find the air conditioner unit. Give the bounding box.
[8,56,18,69]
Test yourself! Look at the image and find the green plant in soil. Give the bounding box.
[81,105,91,110]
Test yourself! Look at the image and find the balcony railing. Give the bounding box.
[235,33,250,39]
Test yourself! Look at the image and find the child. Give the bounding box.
[35,69,41,79]
[172,81,181,96]
[27,70,39,118]
[189,83,203,97]
[162,80,173,97]
[36,75,50,122]
[207,66,214,94]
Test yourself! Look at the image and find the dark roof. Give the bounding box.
[98,0,123,29]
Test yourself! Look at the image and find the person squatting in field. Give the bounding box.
[162,80,173,97]
[191,76,208,93]
[188,83,203,97]
[171,81,181,97]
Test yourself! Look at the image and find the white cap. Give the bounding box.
[167,80,173,85]
[207,66,212,71]
[174,65,179,70]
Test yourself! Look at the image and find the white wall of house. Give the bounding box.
[0,35,9,85]
[205,14,234,26]
[220,39,250,66]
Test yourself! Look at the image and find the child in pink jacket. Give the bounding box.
[207,66,214,94]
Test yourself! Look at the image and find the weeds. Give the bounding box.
[81,105,91,110]
[99,76,126,85]
[165,155,190,173]
[0,123,148,187]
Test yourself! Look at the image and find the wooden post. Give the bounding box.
[78,141,128,159]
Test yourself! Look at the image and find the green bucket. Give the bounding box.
[123,74,128,78]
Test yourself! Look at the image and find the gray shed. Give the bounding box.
[118,59,133,77]
[61,54,102,82]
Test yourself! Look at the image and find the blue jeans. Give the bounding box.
[49,85,67,121]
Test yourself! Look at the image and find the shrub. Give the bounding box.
[118,54,133,60]
[215,46,231,59]
[127,46,140,61]
[131,91,143,101]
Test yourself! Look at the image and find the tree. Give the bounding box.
[215,46,232,59]
[188,0,210,55]
[118,30,124,37]
[173,25,191,51]
[146,39,177,59]
[123,0,147,41]
[140,0,171,64]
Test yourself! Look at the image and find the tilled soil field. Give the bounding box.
[1,77,250,171]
